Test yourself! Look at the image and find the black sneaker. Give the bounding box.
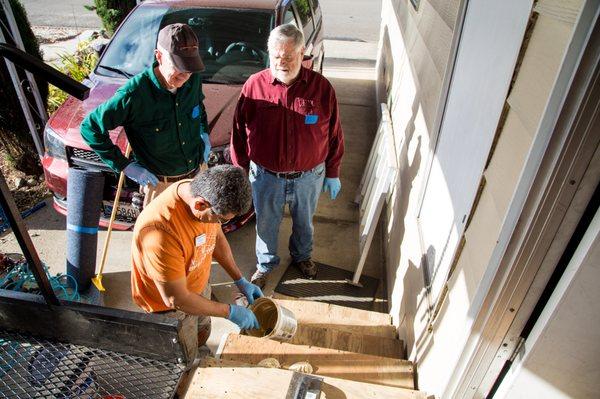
[250,269,268,290]
[292,259,317,279]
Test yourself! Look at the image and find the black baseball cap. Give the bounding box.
[157,23,205,72]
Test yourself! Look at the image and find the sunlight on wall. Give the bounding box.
[419,269,472,394]
[379,0,455,359]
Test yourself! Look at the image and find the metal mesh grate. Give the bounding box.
[0,330,184,398]
[69,148,104,166]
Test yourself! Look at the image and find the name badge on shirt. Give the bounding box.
[195,234,206,247]
[191,105,200,119]
[305,114,318,125]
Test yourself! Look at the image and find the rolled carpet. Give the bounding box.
[66,168,104,292]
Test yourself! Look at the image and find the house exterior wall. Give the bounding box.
[377,0,585,396]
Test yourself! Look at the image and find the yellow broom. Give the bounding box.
[92,144,132,292]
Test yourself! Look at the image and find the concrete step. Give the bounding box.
[273,296,397,339]
[217,333,415,390]
[184,357,427,399]
[290,323,405,359]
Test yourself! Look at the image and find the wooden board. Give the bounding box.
[535,0,583,24]
[272,297,397,338]
[290,324,405,359]
[184,358,427,399]
[507,14,574,134]
[219,334,415,389]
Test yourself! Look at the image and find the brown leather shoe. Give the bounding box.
[292,259,317,279]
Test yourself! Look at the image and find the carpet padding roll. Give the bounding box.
[66,167,104,291]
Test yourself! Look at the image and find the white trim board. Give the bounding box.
[494,206,600,398]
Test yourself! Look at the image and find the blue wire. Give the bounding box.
[0,261,81,301]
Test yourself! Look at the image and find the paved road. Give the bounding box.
[19,0,381,43]
[20,0,102,29]
[321,0,382,43]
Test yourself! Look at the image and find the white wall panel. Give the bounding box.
[418,0,533,304]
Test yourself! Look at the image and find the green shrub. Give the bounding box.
[0,0,48,175]
[87,0,137,36]
[47,41,98,114]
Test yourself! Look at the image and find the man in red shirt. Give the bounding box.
[230,24,345,289]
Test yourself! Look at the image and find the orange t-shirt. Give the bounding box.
[130,180,220,312]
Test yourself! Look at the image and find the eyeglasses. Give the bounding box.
[210,209,232,224]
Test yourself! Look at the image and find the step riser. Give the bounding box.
[274,298,397,339]
[290,324,405,359]
[220,334,415,390]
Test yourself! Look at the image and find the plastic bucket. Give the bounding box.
[246,298,298,341]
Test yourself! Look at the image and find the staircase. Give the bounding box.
[183,297,426,398]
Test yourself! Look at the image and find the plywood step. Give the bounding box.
[218,333,415,389]
[184,358,427,399]
[290,323,405,359]
[274,297,397,339]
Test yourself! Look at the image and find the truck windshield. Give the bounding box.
[97,6,274,84]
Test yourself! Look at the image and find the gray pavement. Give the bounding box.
[20,0,101,29]
[321,0,382,43]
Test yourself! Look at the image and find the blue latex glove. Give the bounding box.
[200,131,211,163]
[234,277,263,305]
[228,304,260,330]
[322,177,341,200]
[123,162,159,186]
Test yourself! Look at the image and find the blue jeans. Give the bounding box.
[249,161,325,273]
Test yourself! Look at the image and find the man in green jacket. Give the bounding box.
[80,23,211,207]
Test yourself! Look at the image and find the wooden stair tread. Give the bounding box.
[184,358,426,399]
[291,324,405,359]
[218,333,415,389]
[274,298,396,338]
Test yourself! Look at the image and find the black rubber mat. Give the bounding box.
[274,261,380,311]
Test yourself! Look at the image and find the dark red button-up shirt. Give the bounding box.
[230,67,344,177]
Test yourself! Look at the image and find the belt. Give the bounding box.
[157,167,199,183]
[263,169,305,180]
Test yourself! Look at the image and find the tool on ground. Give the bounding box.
[285,372,323,399]
[92,144,132,292]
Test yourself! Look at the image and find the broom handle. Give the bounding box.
[97,143,132,276]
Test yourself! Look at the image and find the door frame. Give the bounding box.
[446,2,600,396]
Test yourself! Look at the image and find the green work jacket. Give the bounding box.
[80,63,209,176]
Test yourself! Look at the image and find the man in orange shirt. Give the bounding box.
[131,164,262,364]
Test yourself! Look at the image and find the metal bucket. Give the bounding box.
[246,298,298,341]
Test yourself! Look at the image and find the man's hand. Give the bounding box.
[234,277,263,305]
[124,162,159,186]
[200,132,211,163]
[322,177,341,200]
[228,304,260,330]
